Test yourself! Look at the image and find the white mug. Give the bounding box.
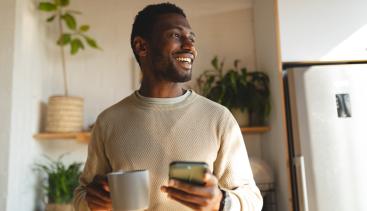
[107,170,150,211]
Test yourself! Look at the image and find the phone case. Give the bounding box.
[169,161,209,185]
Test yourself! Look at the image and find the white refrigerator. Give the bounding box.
[285,63,367,211]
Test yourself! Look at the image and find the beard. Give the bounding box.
[150,48,192,83]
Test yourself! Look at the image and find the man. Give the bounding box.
[74,3,262,211]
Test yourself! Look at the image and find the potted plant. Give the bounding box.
[38,0,101,132]
[35,155,83,211]
[197,56,271,126]
[246,70,271,126]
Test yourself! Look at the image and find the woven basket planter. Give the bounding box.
[45,204,74,211]
[46,96,84,132]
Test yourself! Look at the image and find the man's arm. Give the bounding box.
[213,109,263,211]
[161,109,262,211]
[161,171,223,210]
[73,118,113,211]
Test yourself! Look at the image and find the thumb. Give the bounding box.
[203,171,218,187]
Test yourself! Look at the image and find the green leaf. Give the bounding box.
[240,68,247,79]
[46,15,56,22]
[34,155,83,204]
[229,71,237,93]
[62,13,77,30]
[60,0,70,6]
[78,40,85,50]
[84,36,99,49]
[205,75,216,95]
[211,56,218,70]
[70,38,84,54]
[70,39,80,54]
[79,25,90,32]
[57,34,71,46]
[38,2,57,11]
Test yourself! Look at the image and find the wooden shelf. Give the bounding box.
[241,126,270,133]
[33,132,91,144]
[34,127,269,144]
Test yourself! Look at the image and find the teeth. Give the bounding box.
[176,57,191,63]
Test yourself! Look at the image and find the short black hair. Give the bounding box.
[130,2,186,64]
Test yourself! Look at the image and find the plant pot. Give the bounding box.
[45,204,74,211]
[231,108,249,127]
[45,96,84,132]
[249,111,267,126]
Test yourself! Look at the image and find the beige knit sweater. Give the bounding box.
[74,90,263,211]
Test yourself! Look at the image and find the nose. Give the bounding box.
[181,37,197,56]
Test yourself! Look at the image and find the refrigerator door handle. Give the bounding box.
[294,156,309,211]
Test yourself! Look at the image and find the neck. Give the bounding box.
[139,79,184,98]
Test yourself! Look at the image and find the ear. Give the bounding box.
[133,37,148,58]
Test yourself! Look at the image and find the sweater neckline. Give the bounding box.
[134,89,192,105]
[130,89,198,110]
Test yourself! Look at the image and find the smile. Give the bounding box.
[176,57,192,64]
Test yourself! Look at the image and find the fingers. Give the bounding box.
[165,180,214,198]
[203,172,217,187]
[87,197,112,211]
[86,192,112,210]
[169,194,201,210]
[86,175,112,210]
[161,186,211,207]
[167,173,219,198]
[161,172,223,210]
[93,175,110,192]
[86,184,111,203]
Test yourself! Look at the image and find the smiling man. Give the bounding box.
[74,3,262,211]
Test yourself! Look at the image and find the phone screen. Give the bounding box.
[169,161,208,185]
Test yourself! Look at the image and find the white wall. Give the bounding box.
[5,0,47,209]
[1,0,262,210]
[278,0,367,61]
[44,1,257,127]
[0,0,16,210]
[254,0,292,211]
[189,8,257,84]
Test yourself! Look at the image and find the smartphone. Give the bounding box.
[169,161,209,185]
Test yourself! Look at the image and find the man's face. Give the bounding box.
[148,13,197,83]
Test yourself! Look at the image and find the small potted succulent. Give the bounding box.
[197,56,271,126]
[35,155,83,211]
[38,0,101,132]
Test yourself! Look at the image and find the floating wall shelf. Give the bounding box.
[34,127,270,144]
[33,132,91,144]
[241,126,270,133]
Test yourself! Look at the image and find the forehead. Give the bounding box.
[153,13,192,31]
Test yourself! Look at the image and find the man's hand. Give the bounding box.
[86,175,112,211]
[161,172,223,211]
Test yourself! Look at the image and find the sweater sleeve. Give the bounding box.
[213,109,263,211]
[73,117,112,211]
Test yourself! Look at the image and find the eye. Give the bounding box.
[172,33,180,39]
